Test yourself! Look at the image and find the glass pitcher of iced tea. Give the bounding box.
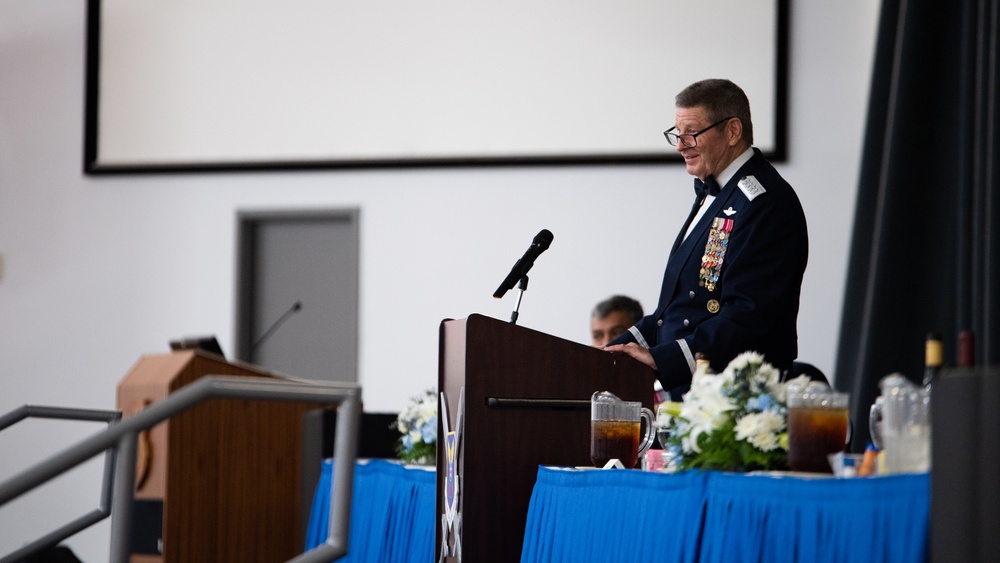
[590,391,655,468]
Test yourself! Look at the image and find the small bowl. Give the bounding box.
[827,452,866,477]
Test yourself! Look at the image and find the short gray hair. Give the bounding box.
[675,78,753,145]
[592,295,643,325]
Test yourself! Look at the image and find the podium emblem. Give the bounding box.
[439,389,465,562]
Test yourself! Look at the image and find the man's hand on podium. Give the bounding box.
[604,342,658,371]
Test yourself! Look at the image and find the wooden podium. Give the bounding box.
[116,350,315,563]
[436,314,656,562]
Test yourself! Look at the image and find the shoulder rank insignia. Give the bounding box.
[738,175,766,201]
[699,217,734,292]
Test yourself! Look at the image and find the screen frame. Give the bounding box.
[83,0,789,174]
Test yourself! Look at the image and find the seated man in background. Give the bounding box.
[590,295,644,348]
[591,295,668,404]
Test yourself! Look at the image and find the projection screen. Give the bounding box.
[84,0,787,172]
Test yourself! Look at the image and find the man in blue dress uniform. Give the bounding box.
[606,79,808,397]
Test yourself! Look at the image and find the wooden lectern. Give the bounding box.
[436,314,656,562]
[116,350,315,563]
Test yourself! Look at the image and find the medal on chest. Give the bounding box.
[699,217,734,292]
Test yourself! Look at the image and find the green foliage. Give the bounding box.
[396,439,436,465]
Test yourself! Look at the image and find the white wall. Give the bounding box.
[0,1,880,560]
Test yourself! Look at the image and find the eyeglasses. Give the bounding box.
[663,117,736,148]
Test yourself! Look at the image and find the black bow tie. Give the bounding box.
[694,176,721,199]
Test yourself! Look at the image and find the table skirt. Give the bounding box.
[307,461,929,563]
[306,458,435,562]
[520,467,930,563]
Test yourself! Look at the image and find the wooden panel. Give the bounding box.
[437,314,655,562]
[117,351,315,562]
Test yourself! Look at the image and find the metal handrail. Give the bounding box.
[0,376,361,563]
[0,406,121,563]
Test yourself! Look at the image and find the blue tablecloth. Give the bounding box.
[520,467,709,563]
[306,459,436,562]
[307,461,929,563]
[521,467,930,563]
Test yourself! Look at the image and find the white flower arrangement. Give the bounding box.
[394,388,438,464]
[661,351,811,472]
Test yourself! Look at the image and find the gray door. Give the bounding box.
[235,209,359,382]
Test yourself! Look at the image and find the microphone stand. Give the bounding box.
[509,275,529,324]
[249,301,302,361]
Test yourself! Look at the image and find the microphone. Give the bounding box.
[493,229,554,298]
[249,301,303,359]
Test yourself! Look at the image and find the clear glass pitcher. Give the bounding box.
[869,373,931,473]
[590,391,655,468]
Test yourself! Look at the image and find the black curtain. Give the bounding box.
[836,0,1000,450]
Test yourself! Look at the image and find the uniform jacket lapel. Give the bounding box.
[659,153,763,309]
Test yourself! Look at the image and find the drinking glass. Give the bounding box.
[787,385,850,473]
[656,403,676,471]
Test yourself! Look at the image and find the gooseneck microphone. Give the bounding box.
[249,300,303,359]
[493,229,554,299]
